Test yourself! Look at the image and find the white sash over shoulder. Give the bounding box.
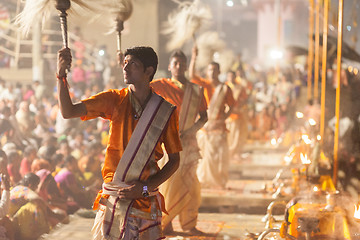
[97,93,175,240]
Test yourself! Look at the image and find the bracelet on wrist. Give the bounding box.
[56,74,69,88]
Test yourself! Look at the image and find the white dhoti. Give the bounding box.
[91,183,163,240]
[226,114,248,159]
[196,129,229,189]
[159,136,202,231]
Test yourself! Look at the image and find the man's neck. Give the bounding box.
[172,75,187,85]
[129,84,152,107]
[211,78,220,86]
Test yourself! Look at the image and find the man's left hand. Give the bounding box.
[117,181,144,199]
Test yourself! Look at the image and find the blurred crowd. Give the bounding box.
[1,26,360,239]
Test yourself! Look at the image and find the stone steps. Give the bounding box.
[199,146,291,214]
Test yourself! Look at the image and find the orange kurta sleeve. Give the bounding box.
[191,75,213,106]
[161,108,182,155]
[151,79,184,111]
[80,89,121,121]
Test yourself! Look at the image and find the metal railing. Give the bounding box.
[0,20,97,69]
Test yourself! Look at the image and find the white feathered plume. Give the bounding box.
[215,49,235,74]
[94,0,133,34]
[15,0,91,36]
[89,0,133,51]
[162,0,212,52]
[196,31,235,73]
[196,31,225,69]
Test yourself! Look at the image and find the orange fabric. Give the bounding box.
[191,76,213,105]
[151,78,207,114]
[226,82,248,120]
[81,87,182,211]
[192,76,235,119]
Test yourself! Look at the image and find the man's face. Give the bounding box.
[168,57,186,79]
[206,64,220,81]
[226,72,236,83]
[123,55,148,85]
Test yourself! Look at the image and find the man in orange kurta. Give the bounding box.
[57,46,182,239]
[189,46,235,189]
[151,50,207,235]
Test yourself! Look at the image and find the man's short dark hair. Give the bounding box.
[209,61,220,71]
[124,46,158,81]
[170,50,187,63]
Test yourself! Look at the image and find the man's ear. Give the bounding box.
[145,66,155,78]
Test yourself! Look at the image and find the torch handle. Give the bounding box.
[59,10,70,71]
[59,10,68,48]
[117,31,121,52]
[116,20,124,52]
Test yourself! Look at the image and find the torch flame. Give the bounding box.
[354,204,360,219]
[302,134,312,145]
[309,118,317,126]
[300,153,311,165]
[296,112,304,119]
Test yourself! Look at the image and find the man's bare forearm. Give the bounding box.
[146,152,180,191]
[57,79,86,119]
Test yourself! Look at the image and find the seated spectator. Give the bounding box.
[15,101,35,138]
[23,84,34,101]
[31,158,52,173]
[6,151,21,186]
[36,169,68,214]
[54,156,92,213]
[0,174,15,240]
[20,145,37,177]
[9,173,65,240]
[0,150,8,175]
[50,153,64,176]
[77,141,103,196]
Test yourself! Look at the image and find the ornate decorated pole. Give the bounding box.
[307,0,314,100]
[55,0,71,48]
[333,0,343,186]
[314,0,320,100]
[320,0,329,143]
